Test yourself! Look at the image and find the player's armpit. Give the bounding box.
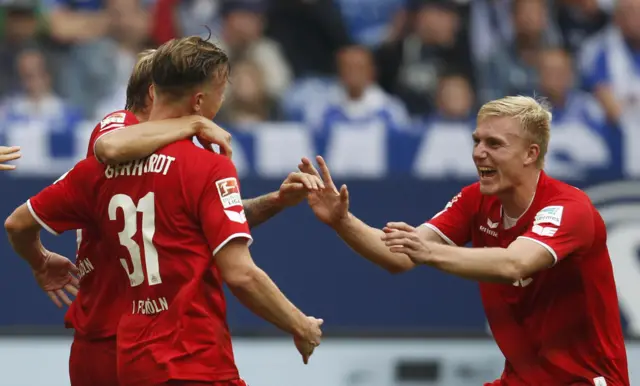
[505,238,556,279]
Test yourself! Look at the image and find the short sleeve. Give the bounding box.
[88,110,139,158]
[198,157,253,255]
[27,160,96,235]
[517,200,594,264]
[423,185,477,246]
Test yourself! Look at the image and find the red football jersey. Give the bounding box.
[425,171,629,385]
[64,110,140,338]
[27,139,251,385]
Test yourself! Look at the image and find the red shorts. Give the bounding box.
[164,380,248,386]
[69,335,118,386]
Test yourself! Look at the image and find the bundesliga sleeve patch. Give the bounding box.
[533,205,564,226]
[100,112,127,130]
[216,177,243,209]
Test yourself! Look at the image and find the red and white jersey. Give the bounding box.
[425,171,629,385]
[58,110,139,339]
[27,139,251,385]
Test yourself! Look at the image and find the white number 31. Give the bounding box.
[108,192,162,287]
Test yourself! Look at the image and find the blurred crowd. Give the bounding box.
[0,0,638,151]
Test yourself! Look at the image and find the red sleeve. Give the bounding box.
[27,160,96,235]
[423,184,478,246]
[198,156,253,254]
[87,110,139,158]
[517,199,594,264]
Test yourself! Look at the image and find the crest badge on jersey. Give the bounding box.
[533,205,564,226]
[100,112,126,130]
[216,177,242,209]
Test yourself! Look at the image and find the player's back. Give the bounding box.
[92,139,250,385]
[65,110,140,338]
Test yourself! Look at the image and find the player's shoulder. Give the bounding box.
[459,181,484,201]
[91,110,137,135]
[60,156,104,184]
[162,140,235,174]
[539,174,595,215]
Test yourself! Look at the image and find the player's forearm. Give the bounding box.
[242,192,284,229]
[4,215,46,271]
[335,213,415,273]
[95,116,200,164]
[428,244,520,283]
[227,266,308,337]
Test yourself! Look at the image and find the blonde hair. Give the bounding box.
[477,96,552,168]
[125,49,156,112]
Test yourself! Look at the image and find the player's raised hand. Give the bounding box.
[381,222,433,265]
[276,172,325,207]
[193,119,233,158]
[32,251,80,308]
[294,316,324,364]
[0,146,21,171]
[298,156,349,227]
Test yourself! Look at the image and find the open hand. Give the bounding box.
[298,156,349,227]
[294,316,323,364]
[0,146,21,171]
[381,222,433,265]
[276,172,325,207]
[33,251,80,308]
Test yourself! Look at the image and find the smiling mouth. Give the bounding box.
[478,167,497,178]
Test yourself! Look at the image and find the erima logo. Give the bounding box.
[585,181,640,338]
[487,219,499,229]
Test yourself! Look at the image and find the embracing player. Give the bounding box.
[300,96,629,385]
[0,145,21,170]
[6,36,323,386]
[5,45,323,386]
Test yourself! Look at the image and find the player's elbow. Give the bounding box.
[500,253,528,283]
[95,137,124,164]
[5,209,27,236]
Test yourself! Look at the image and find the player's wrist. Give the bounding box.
[331,212,352,232]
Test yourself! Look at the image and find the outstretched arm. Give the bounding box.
[95,116,233,164]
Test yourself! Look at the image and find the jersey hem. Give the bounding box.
[26,199,60,236]
[517,236,558,264]
[213,233,253,255]
[421,223,456,246]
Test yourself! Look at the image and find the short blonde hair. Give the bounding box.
[125,49,156,112]
[477,96,552,168]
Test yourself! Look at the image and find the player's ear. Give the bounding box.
[193,92,205,114]
[524,143,540,167]
[147,84,154,103]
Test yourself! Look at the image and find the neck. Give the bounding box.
[148,99,192,121]
[499,169,541,219]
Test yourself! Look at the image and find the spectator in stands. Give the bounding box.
[219,0,291,99]
[217,60,280,127]
[475,0,561,103]
[0,0,44,98]
[0,49,83,174]
[151,0,223,46]
[93,0,151,120]
[579,0,640,124]
[556,0,613,53]
[336,0,408,48]
[375,0,473,116]
[315,45,409,133]
[433,74,475,122]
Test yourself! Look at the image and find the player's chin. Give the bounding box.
[478,179,501,196]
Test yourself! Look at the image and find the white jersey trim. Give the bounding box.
[93,126,127,162]
[517,236,558,265]
[421,223,457,246]
[26,199,60,236]
[212,233,253,256]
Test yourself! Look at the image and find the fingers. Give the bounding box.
[298,157,321,179]
[316,156,336,189]
[64,283,79,297]
[385,222,415,232]
[339,184,349,203]
[46,291,63,308]
[286,172,325,191]
[68,262,80,277]
[56,289,73,306]
[218,141,233,159]
[0,146,21,169]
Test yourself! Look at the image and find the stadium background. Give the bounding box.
[1,0,640,384]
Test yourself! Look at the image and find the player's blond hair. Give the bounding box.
[477,96,552,168]
[125,49,156,112]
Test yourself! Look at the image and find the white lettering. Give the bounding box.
[132,297,169,315]
[104,155,176,179]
